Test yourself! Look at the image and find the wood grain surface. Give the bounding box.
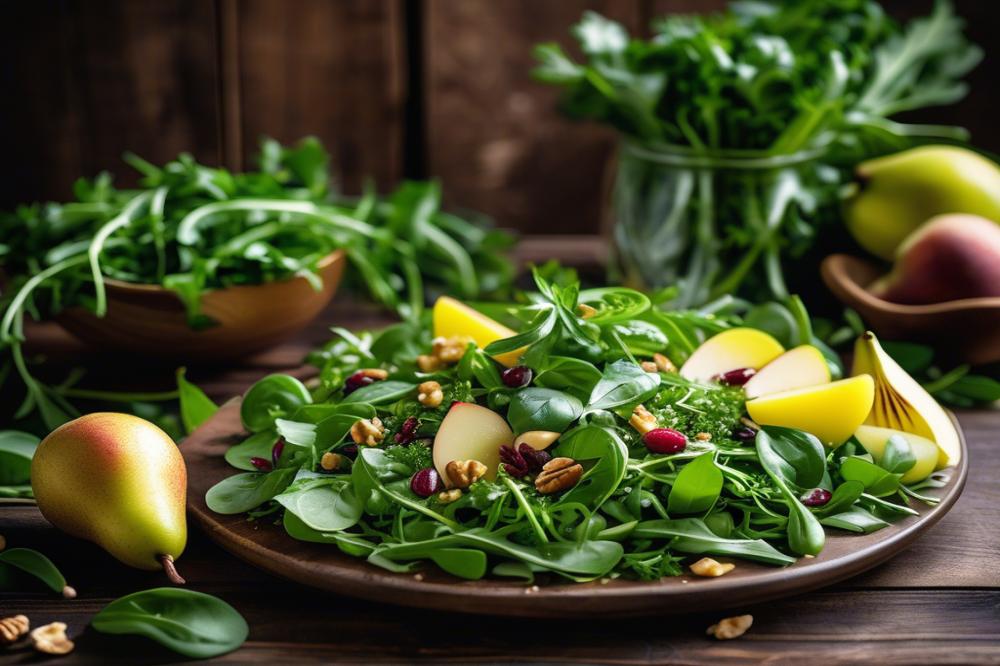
[1,237,999,663]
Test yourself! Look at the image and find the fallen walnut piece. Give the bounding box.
[31,622,74,655]
[689,557,735,577]
[629,404,657,435]
[534,457,583,494]
[706,614,753,640]
[0,614,29,645]
[445,460,487,489]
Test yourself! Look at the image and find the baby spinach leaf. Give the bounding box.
[586,359,659,412]
[606,320,669,356]
[176,368,218,435]
[756,426,826,490]
[667,452,723,515]
[533,356,602,399]
[205,467,296,514]
[507,388,583,434]
[457,346,504,390]
[0,430,39,485]
[275,419,317,448]
[91,587,248,659]
[275,476,363,532]
[786,500,827,557]
[428,548,488,580]
[553,425,628,509]
[840,457,901,497]
[241,374,312,432]
[0,548,67,594]
[880,435,917,474]
[820,506,890,534]
[342,380,415,405]
[224,430,278,471]
[633,519,795,566]
[282,512,376,556]
[815,480,865,516]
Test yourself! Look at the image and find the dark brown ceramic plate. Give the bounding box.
[182,399,968,618]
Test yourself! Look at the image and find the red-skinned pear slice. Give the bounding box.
[432,402,512,481]
[743,345,831,399]
[679,328,784,382]
[852,331,961,469]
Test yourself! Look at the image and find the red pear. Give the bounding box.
[871,214,1000,305]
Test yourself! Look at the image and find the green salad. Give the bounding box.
[205,271,950,582]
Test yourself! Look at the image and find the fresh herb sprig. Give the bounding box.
[205,275,946,582]
[534,1,980,305]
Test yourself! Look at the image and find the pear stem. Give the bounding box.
[159,554,186,585]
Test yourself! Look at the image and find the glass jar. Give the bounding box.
[607,140,833,308]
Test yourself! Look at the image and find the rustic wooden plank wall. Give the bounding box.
[1,0,996,234]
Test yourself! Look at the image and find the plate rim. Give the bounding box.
[182,399,968,617]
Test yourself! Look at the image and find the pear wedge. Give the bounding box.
[852,332,961,469]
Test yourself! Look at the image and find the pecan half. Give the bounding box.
[535,457,583,494]
[706,614,753,640]
[0,615,29,645]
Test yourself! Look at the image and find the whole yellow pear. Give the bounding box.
[845,145,1000,260]
[31,413,187,581]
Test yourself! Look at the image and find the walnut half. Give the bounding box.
[31,621,74,655]
[445,460,487,489]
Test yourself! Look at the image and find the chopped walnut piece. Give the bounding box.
[653,353,676,373]
[320,452,344,471]
[695,432,712,442]
[31,622,74,655]
[640,361,658,373]
[350,417,385,447]
[417,381,444,408]
[707,614,753,640]
[689,557,735,577]
[432,336,474,364]
[437,489,463,503]
[629,404,657,435]
[445,460,488,489]
[416,354,443,373]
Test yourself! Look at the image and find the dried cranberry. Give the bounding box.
[643,428,687,454]
[410,468,443,498]
[732,427,757,443]
[271,439,285,467]
[800,488,832,507]
[343,371,375,395]
[500,443,551,477]
[394,417,419,444]
[501,366,533,388]
[716,367,756,386]
[249,456,273,471]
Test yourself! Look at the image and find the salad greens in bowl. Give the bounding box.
[203,270,960,583]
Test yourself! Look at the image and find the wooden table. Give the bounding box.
[2,238,999,664]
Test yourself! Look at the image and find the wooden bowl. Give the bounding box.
[57,251,346,361]
[821,253,1000,365]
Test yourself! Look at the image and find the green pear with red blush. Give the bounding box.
[31,413,188,583]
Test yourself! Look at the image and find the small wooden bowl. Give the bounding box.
[821,253,1000,365]
[57,251,346,361]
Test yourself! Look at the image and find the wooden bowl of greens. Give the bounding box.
[57,250,346,361]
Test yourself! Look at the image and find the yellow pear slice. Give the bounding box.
[432,296,524,367]
[743,345,831,399]
[852,332,961,469]
[853,425,939,484]
[679,328,784,382]
[746,375,875,447]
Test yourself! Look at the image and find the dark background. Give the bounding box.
[1,0,997,236]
